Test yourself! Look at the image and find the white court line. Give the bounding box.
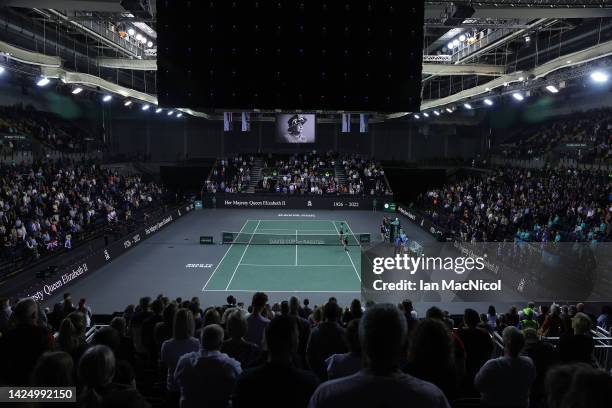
[256,228,337,232]
[201,219,253,291]
[240,264,355,267]
[202,289,361,293]
[225,220,261,290]
[334,221,362,282]
[295,230,298,266]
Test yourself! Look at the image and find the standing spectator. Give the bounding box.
[57,311,88,363]
[32,351,74,387]
[306,302,347,381]
[160,309,200,395]
[300,298,313,319]
[77,298,93,329]
[521,328,559,408]
[221,310,260,368]
[109,317,135,365]
[406,319,459,401]
[308,304,450,408]
[245,292,270,346]
[545,363,612,408]
[233,315,319,408]
[0,297,52,385]
[78,345,151,408]
[475,327,535,408]
[540,304,564,337]
[456,308,493,396]
[289,296,311,367]
[174,324,241,408]
[596,305,612,330]
[141,299,164,358]
[325,319,362,380]
[485,305,497,332]
[558,312,595,365]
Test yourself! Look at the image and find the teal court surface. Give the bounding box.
[202,219,363,293]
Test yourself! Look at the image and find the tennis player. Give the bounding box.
[338,223,345,244]
[343,235,349,252]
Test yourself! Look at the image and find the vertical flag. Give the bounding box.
[341,113,351,133]
[223,112,233,132]
[360,113,369,133]
[241,112,251,132]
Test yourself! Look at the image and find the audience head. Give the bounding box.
[323,301,340,323]
[289,296,300,315]
[350,299,362,318]
[280,300,290,315]
[14,297,38,326]
[409,318,454,370]
[360,303,407,375]
[265,315,298,357]
[488,305,496,315]
[203,308,221,327]
[425,306,444,320]
[251,292,268,313]
[173,308,195,340]
[151,299,163,315]
[162,302,178,325]
[78,345,115,389]
[109,317,127,336]
[91,326,120,352]
[226,310,248,341]
[32,351,74,387]
[571,312,592,335]
[138,296,151,311]
[502,326,525,357]
[201,324,224,351]
[463,308,480,328]
[226,295,236,306]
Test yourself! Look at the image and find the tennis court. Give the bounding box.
[202,219,363,293]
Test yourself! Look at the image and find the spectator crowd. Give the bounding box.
[0,159,166,263]
[419,166,610,242]
[206,156,253,194]
[0,292,610,408]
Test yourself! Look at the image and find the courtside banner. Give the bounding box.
[24,204,195,303]
[206,194,380,210]
[396,203,450,241]
[361,241,612,304]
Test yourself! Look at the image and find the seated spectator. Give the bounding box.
[78,345,151,408]
[306,301,347,381]
[160,308,200,394]
[233,315,319,408]
[221,309,260,368]
[325,319,362,380]
[558,312,595,366]
[245,292,270,347]
[0,297,52,385]
[154,301,177,350]
[289,296,311,367]
[406,319,459,401]
[475,326,535,408]
[174,324,241,408]
[456,308,493,395]
[545,363,612,408]
[309,303,449,408]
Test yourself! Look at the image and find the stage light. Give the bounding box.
[545,85,559,94]
[423,112,429,118]
[452,39,459,46]
[447,42,455,50]
[128,28,135,36]
[524,36,530,43]
[142,104,150,111]
[518,76,524,81]
[446,108,453,113]
[433,110,440,116]
[591,71,609,83]
[484,98,493,106]
[102,95,112,102]
[124,100,132,106]
[512,92,524,101]
[0,66,5,75]
[413,114,420,119]
[155,108,162,113]
[176,113,183,118]
[464,103,472,109]
[139,36,147,44]
[36,77,50,87]
[167,110,174,116]
[147,41,153,48]
[72,87,83,95]
[135,33,142,41]
[459,34,466,42]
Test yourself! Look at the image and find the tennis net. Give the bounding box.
[222,232,370,246]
